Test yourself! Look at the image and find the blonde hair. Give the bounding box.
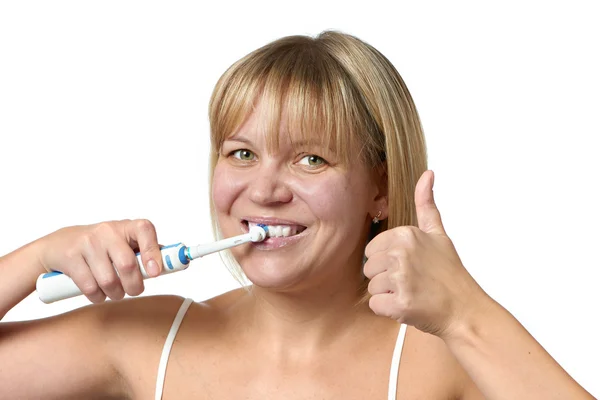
[208,31,427,288]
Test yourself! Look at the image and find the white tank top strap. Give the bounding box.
[387,323,408,400]
[153,300,406,400]
[155,297,194,400]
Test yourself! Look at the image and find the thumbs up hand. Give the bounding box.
[364,170,489,339]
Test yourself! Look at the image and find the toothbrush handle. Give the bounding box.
[36,243,188,304]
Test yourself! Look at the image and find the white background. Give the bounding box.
[1,0,598,396]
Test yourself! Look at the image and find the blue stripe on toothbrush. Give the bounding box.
[165,255,174,270]
[257,223,268,239]
[42,271,63,278]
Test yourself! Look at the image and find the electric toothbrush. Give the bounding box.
[36,225,267,303]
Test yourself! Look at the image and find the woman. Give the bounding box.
[0,31,593,399]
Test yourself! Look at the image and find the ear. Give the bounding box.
[370,163,389,221]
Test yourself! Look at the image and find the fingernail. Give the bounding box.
[147,259,159,276]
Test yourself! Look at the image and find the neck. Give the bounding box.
[234,262,374,360]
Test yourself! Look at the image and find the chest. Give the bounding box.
[119,314,461,400]
[126,337,455,400]
[159,351,393,400]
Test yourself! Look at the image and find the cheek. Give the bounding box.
[290,174,367,224]
[211,164,245,214]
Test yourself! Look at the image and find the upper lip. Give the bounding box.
[242,216,307,227]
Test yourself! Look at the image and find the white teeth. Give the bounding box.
[247,222,303,238]
[271,226,283,237]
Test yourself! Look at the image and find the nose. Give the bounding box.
[248,163,293,205]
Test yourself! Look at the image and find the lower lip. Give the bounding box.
[242,225,307,250]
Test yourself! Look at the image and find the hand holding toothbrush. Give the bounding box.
[34,219,267,304]
[34,219,166,304]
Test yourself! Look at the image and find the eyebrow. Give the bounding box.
[224,135,253,145]
[225,134,325,148]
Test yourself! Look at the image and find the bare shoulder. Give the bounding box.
[96,294,187,326]
[104,290,241,350]
[0,294,187,400]
[106,292,241,399]
[399,326,483,399]
[94,295,187,395]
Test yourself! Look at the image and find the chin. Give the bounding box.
[239,258,309,291]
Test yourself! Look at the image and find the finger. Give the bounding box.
[415,170,446,235]
[123,219,163,277]
[363,253,392,280]
[365,229,394,259]
[82,247,126,301]
[66,255,107,304]
[108,242,144,297]
[367,271,396,295]
[365,226,417,259]
[368,293,399,319]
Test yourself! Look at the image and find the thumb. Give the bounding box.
[415,170,446,235]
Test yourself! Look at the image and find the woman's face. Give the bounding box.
[212,104,385,290]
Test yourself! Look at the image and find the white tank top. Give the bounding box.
[155,298,407,400]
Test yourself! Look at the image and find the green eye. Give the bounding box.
[299,155,326,167]
[232,149,255,161]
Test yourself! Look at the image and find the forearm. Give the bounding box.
[444,297,594,400]
[0,240,47,320]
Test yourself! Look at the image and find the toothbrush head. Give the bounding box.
[249,224,268,242]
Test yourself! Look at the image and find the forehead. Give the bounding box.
[225,98,344,154]
[209,37,386,169]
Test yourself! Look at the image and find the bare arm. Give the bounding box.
[365,171,593,400]
[0,240,45,320]
[0,304,128,399]
[0,240,113,399]
[446,297,595,400]
[1,220,164,319]
[0,219,165,399]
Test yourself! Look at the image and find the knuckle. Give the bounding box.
[407,225,420,236]
[97,275,119,290]
[79,232,97,250]
[389,246,408,260]
[135,219,156,234]
[393,226,418,240]
[367,278,375,294]
[79,281,101,297]
[369,251,385,263]
[365,241,375,257]
[63,247,79,262]
[113,256,138,274]
[389,268,408,287]
[396,296,412,312]
[366,277,381,295]
[95,221,116,236]
[391,227,407,239]
[363,260,376,279]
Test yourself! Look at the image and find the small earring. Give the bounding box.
[372,211,382,224]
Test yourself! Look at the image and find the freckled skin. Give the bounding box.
[211,106,384,292]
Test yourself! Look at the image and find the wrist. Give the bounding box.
[11,236,50,275]
[0,238,50,319]
[441,289,501,346]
